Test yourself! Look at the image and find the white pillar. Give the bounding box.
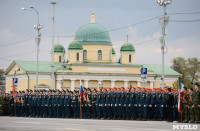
[71,79,75,91]
[98,80,102,89]
[57,80,61,90]
[150,81,154,89]
[111,80,115,88]
[84,80,89,89]
[137,81,141,87]
[124,80,129,88]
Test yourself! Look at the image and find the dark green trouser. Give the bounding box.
[189,106,194,122]
[194,104,200,122]
[182,103,189,122]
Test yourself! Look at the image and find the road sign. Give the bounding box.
[141,68,147,75]
[13,78,18,87]
[141,68,147,83]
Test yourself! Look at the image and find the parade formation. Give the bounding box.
[0,83,199,123]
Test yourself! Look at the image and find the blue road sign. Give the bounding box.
[13,78,18,86]
[141,68,147,75]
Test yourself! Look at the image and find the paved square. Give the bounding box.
[0,116,199,131]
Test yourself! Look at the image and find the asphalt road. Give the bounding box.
[0,116,199,131]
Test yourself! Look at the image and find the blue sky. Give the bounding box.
[0,0,200,69]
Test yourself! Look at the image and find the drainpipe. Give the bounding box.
[26,71,30,90]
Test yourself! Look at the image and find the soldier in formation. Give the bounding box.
[3,84,200,123]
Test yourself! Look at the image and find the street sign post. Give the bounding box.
[141,68,147,86]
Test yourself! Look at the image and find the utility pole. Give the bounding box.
[62,49,65,89]
[51,2,56,90]
[21,6,42,90]
[157,0,171,89]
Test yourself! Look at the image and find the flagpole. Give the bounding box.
[80,80,82,119]
[80,97,82,119]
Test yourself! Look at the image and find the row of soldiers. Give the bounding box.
[181,83,200,123]
[8,86,178,121]
[7,84,200,123]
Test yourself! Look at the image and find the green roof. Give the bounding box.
[120,43,135,52]
[54,44,65,53]
[7,61,180,76]
[141,64,180,75]
[68,40,83,50]
[112,48,116,54]
[15,61,62,73]
[76,23,111,45]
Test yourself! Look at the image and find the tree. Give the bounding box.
[171,57,200,88]
[0,69,4,77]
[187,58,200,84]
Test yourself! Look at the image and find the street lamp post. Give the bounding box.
[157,0,171,89]
[21,6,42,90]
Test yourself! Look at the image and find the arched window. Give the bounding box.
[129,54,131,63]
[98,50,102,60]
[76,53,79,61]
[83,50,87,60]
[59,56,62,63]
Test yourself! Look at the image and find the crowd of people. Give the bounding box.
[1,83,200,123]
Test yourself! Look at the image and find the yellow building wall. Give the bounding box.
[88,80,98,89]
[63,80,71,88]
[7,64,25,75]
[82,44,112,63]
[6,79,28,93]
[128,81,137,87]
[115,81,124,87]
[154,81,174,88]
[121,52,135,64]
[58,65,142,74]
[68,50,83,63]
[54,53,66,63]
[112,55,115,63]
[102,80,111,88]
[75,80,84,88]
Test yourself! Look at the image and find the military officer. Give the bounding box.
[96,88,102,119]
[188,88,195,123]
[102,88,107,119]
[106,87,112,119]
[125,87,130,120]
[166,88,174,122]
[111,87,117,120]
[91,89,97,119]
[47,90,53,118]
[182,87,189,123]
[193,83,200,123]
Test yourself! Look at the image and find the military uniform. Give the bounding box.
[125,91,130,120]
[182,91,189,123]
[130,91,137,120]
[9,95,14,116]
[42,93,48,118]
[86,92,92,119]
[102,92,107,119]
[60,93,65,118]
[64,93,71,118]
[193,89,200,123]
[111,91,117,119]
[47,93,53,118]
[106,91,111,119]
[92,92,97,119]
[188,92,195,123]
[121,91,126,119]
[96,92,102,119]
[116,92,121,119]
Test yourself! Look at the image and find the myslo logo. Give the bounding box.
[173,125,198,130]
